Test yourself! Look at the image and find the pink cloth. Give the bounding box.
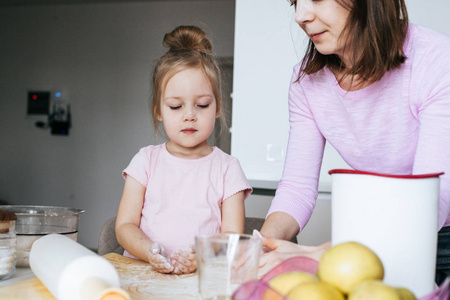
[122,143,252,256]
[268,24,450,231]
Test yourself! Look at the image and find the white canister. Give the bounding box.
[329,169,443,298]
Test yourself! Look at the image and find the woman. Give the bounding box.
[259,0,450,284]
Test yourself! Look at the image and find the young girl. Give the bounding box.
[115,25,252,275]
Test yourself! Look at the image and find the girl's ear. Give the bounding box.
[215,104,222,118]
[155,108,162,121]
[216,97,222,118]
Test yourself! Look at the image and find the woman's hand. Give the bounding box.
[258,237,331,277]
[147,243,174,274]
[170,245,197,274]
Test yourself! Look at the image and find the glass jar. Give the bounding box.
[0,220,16,280]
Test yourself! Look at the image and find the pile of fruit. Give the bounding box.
[267,241,416,300]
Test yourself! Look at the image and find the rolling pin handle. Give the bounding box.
[80,277,130,300]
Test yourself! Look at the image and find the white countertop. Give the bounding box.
[0,267,34,287]
[249,179,332,193]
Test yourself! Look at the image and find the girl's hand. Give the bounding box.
[170,245,196,274]
[147,243,174,274]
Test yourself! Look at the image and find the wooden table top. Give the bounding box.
[0,253,199,300]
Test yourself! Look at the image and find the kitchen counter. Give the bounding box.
[0,253,199,299]
[0,267,34,288]
[249,179,331,193]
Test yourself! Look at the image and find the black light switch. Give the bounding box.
[27,91,50,115]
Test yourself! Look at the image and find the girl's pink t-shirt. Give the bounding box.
[268,24,450,231]
[122,143,252,256]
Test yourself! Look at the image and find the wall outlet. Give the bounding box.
[266,144,284,162]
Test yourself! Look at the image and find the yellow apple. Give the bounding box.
[261,287,285,300]
[348,280,401,300]
[396,287,417,300]
[268,271,319,295]
[287,281,345,300]
[318,241,384,294]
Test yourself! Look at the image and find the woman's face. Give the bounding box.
[292,0,351,58]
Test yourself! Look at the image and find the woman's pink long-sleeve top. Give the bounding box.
[267,24,450,231]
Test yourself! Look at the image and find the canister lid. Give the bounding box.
[328,169,444,179]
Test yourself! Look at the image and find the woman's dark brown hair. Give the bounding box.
[299,0,409,84]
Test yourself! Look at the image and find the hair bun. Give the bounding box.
[163,25,212,54]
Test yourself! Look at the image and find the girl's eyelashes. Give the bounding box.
[290,0,297,7]
[168,104,209,110]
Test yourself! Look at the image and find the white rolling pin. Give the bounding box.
[29,234,130,300]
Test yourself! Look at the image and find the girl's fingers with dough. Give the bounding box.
[170,246,196,274]
[147,243,174,273]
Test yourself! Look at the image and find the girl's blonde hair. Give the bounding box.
[151,25,224,133]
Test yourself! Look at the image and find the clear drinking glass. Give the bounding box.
[195,233,262,300]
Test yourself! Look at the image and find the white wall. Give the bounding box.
[232,0,350,192]
[0,1,235,250]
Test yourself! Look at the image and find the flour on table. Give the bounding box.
[104,253,199,300]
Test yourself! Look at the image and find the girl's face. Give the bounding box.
[292,0,351,60]
[158,68,219,157]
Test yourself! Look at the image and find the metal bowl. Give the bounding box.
[0,205,84,267]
